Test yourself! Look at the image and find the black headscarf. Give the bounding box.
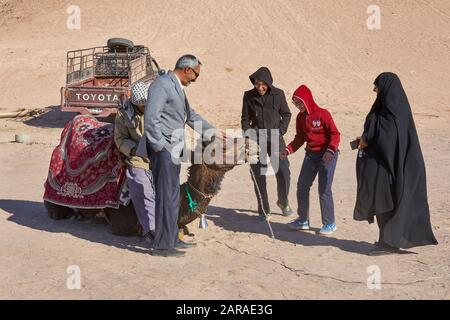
[354,72,438,249]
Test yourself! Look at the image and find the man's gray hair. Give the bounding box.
[175,54,202,70]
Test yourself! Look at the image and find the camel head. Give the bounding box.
[178,137,259,231]
[189,136,259,171]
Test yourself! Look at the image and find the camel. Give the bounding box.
[44,134,258,238]
[104,137,258,238]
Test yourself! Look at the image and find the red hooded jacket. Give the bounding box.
[286,85,340,155]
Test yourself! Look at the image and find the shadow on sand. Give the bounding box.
[207,205,377,255]
[0,199,148,254]
[1,199,402,256]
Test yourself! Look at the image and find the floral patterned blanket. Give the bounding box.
[43,115,126,209]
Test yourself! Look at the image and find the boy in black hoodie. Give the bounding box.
[241,67,292,221]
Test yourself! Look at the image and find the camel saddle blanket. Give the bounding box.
[43,115,126,209]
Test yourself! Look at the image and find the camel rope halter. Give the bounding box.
[186,181,216,200]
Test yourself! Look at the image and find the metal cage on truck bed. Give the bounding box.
[61,42,160,117]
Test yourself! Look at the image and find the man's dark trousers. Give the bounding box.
[148,146,180,250]
[250,143,291,215]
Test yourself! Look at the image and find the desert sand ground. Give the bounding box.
[0,0,449,299]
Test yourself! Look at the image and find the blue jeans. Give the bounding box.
[297,151,338,225]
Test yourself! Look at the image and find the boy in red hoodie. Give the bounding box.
[280,85,340,235]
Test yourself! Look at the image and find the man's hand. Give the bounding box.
[280,149,289,160]
[357,136,368,149]
[322,150,334,165]
[215,130,228,142]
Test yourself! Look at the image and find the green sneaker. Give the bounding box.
[277,201,294,217]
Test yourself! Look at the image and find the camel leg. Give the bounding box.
[183,225,195,237]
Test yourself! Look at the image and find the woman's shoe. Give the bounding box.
[368,241,402,256]
[319,223,337,235]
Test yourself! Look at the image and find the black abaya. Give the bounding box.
[353,72,438,249]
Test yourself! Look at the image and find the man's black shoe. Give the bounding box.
[150,249,186,257]
[176,240,197,250]
[142,230,155,248]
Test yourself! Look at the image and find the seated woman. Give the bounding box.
[353,72,438,254]
[114,81,155,247]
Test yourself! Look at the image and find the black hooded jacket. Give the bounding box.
[353,72,438,249]
[241,67,291,148]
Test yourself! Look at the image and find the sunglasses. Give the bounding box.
[189,67,200,79]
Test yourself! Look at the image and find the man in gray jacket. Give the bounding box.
[137,54,226,257]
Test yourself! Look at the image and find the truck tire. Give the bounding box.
[107,38,134,51]
[44,200,74,220]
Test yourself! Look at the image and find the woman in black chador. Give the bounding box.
[354,72,438,253]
